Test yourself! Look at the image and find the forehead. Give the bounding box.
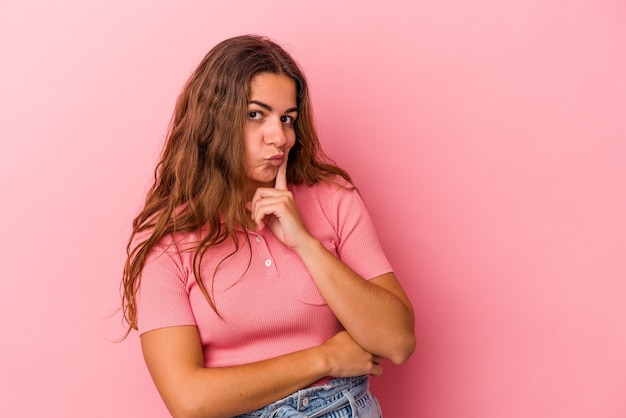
[248,72,297,104]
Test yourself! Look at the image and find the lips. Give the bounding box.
[267,154,284,165]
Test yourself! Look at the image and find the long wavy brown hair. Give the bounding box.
[121,35,351,336]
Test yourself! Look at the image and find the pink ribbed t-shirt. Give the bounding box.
[136,180,392,369]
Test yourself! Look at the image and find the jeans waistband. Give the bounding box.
[237,375,370,418]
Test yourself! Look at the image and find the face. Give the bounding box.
[244,72,298,191]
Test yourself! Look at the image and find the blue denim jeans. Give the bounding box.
[235,376,382,418]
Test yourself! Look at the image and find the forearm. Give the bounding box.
[294,238,416,364]
[169,348,326,418]
[141,327,381,418]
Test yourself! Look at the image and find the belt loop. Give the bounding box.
[342,389,358,418]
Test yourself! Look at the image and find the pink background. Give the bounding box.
[1,1,625,417]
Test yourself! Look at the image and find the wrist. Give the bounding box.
[307,344,332,378]
[292,234,323,259]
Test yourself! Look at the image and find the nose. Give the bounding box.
[263,117,287,148]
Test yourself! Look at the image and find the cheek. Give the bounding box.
[287,131,297,147]
[243,131,260,159]
[243,128,253,145]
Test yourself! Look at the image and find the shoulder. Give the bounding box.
[142,229,204,271]
[290,177,365,225]
[290,176,356,200]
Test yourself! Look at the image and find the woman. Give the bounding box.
[122,35,415,418]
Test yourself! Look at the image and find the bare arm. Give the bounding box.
[248,153,416,364]
[294,244,415,364]
[141,326,382,418]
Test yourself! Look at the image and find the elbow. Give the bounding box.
[157,372,227,418]
[387,334,416,365]
[169,405,208,418]
[168,396,221,418]
[171,408,219,418]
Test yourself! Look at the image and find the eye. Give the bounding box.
[248,111,263,120]
[281,115,295,125]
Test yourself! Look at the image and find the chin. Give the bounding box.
[246,178,274,190]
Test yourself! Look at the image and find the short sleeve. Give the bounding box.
[334,187,393,280]
[136,237,197,335]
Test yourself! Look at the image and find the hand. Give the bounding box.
[246,151,313,249]
[320,331,384,378]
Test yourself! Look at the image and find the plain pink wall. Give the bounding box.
[1,1,625,417]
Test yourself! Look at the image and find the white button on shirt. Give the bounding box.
[264,259,272,267]
[255,235,262,242]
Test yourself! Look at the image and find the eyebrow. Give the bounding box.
[249,100,298,114]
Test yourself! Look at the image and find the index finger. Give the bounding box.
[274,149,289,190]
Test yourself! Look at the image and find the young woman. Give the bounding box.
[122,34,415,418]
